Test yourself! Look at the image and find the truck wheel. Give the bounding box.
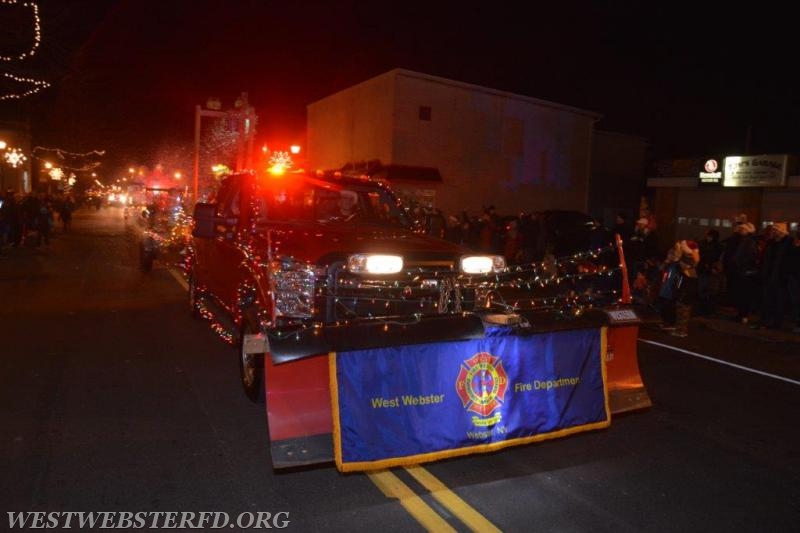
[139,246,154,272]
[239,320,265,404]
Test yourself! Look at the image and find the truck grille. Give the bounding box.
[317,260,475,322]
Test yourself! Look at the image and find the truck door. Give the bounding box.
[193,176,234,298]
[206,175,250,312]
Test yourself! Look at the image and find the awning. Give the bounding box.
[339,161,442,182]
[370,164,442,182]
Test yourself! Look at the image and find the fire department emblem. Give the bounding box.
[456,352,508,417]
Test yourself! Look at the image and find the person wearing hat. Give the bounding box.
[787,228,800,334]
[720,220,750,305]
[658,239,700,336]
[697,228,724,316]
[730,222,760,324]
[754,222,793,329]
[674,240,700,337]
[612,211,633,243]
[627,216,659,294]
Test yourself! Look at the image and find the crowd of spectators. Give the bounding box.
[418,204,800,337]
[626,213,800,337]
[0,190,76,252]
[420,205,610,265]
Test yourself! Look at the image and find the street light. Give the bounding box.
[0,140,5,190]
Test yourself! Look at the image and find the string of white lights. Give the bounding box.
[0,71,49,100]
[0,1,48,100]
[33,146,107,158]
[0,0,42,62]
[30,147,105,171]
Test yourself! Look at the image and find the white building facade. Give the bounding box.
[307,69,602,217]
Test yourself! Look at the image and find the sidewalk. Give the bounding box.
[690,308,800,345]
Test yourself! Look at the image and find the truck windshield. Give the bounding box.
[256,181,412,228]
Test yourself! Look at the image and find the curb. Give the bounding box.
[692,317,800,344]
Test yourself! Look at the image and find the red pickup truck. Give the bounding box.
[188,169,651,469]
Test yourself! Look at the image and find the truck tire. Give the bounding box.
[139,245,154,272]
[239,319,265,404]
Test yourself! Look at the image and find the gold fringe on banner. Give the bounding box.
[331,328,611,473]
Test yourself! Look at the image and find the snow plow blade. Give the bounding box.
[262,234,652,469]
[268,313,485,364]
[606,323,653,414]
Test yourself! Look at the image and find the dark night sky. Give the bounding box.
[2,1,799,176]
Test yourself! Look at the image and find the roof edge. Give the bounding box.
[391,68,603,120]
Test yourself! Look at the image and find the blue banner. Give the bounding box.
[331,327,609,472]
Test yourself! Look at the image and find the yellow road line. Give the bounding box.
[169,268,189,291]
[367,470,457,532]
[404,466,502,533]
[172,263,496,531]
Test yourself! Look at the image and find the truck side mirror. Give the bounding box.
[192,202,217,238]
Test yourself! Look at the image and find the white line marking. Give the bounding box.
[640,339,800,387]
[169,268,189,291]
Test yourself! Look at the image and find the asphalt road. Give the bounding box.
[1,207,798,532]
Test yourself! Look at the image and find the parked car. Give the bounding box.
[537,209,613,256]
[493,210,613,264]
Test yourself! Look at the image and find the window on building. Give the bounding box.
[418,106,432,121]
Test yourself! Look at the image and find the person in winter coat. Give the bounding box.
[754,222,794,329]
[697,229,724,316]
[787,230,800,333]
[658,239,699,337]
[611,211,633,243]
[59,196,75,232]
[673,240,700,337]
[731,222,760,324]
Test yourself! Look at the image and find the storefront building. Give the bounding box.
[646,154,800,250]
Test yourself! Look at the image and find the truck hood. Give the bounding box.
[255,222,469,264]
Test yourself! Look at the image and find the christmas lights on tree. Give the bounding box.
[268,151,293,175]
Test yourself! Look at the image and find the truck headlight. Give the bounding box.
[460,255,506,274]
[347,254,404,274]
